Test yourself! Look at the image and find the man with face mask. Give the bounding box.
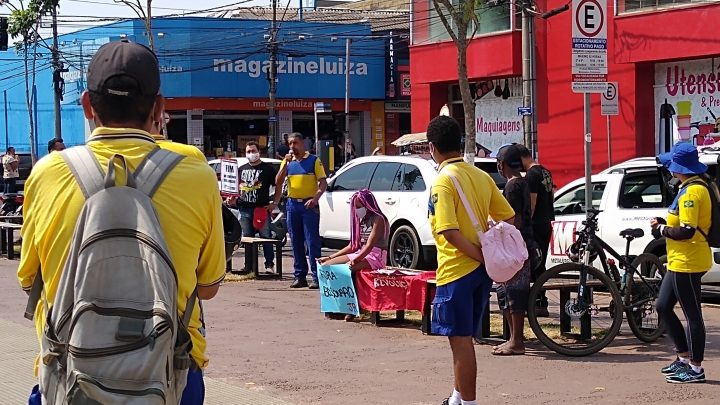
[236,141,281,273]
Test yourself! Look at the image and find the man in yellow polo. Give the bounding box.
[18,40,225,404]
[426,116,515,405]
[276,132,327,289]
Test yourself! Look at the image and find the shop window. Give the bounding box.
[412,0,515,46]
[618,0,713,14]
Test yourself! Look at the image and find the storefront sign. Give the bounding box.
[475,97,524,152]
[59,20,385,102]
[401,73,411,97]
[371,101,386,153]
[654,57,720,147]
[385,101,410,113]
[220,159,239,195]
[318,264,360,316]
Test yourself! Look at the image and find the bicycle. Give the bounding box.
[527,208,666,356]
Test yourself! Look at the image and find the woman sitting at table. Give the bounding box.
[319,189,389,271]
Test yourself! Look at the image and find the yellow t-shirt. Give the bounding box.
[18,127,226,372]
[152,134,207,162]
[280,152,327,199]
[429,157,515,286]
[666,177,713,273]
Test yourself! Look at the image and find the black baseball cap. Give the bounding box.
[495,144,523,169]
[87,40,160,97]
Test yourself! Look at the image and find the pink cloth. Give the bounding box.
[348,247,387,270]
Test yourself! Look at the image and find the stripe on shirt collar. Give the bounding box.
[88,127,156,143]
[439,157,465,170]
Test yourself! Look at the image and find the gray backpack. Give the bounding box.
[25,146,194,404]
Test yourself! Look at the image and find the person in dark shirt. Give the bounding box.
[275,133,290,159]
[236,141,281,272]
[493,144,534,356]
[517,144,554,316]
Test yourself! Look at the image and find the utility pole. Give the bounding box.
[344,38,351,164]
[267,0,278,157]
[520,0,537,156]
[51,5,63,140]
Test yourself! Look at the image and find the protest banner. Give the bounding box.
[220,159,239,195]
[318,263,360,316]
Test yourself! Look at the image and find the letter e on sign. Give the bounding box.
[575,0,605,38]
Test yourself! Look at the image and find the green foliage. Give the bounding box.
[6,0,59,40]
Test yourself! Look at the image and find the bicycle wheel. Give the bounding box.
[626,253,666,343]
[528,263,624,356]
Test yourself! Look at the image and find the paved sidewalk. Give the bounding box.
[0,318,293,405]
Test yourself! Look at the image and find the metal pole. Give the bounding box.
[268,0,278,157]
[314,107,319,154]
[51,5,62,140]
[3,90,8,149]
[607,115,612,167]
[521,1,532,149]
[529,10,538,159]
[344,38,351,164]
[584,93,592,217]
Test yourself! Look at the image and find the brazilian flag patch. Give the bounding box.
[431,193,439,204]
[684,200,695,208]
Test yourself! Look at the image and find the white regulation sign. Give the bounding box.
[571,0,608,93]
[601,82,619,116]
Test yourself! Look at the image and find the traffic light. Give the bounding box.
[1,17,9,52]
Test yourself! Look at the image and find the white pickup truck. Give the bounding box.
[548,153,720,284]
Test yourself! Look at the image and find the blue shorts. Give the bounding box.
[431,266,493,337]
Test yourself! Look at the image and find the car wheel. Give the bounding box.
[389,225,422,269]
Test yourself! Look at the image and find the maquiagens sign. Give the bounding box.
[474,96,524,151]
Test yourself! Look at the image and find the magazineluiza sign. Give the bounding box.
[213,57,369,79]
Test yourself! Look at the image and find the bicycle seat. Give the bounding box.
[620,228,645,239]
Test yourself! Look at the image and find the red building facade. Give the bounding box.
[410,0,720,186]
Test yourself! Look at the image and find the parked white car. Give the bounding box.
[319,155,504,269]
[549,152,720,284]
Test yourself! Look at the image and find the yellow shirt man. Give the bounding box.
[429,157,515,286]
[280,151,327,199]
[18,127,225,371]
[666,177,713,273]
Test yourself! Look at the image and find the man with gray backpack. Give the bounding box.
[17,40,226,404]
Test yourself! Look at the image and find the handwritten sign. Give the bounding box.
[220,159,239,195]
[318,264,360,316]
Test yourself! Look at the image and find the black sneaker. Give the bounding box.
[290,279,308,288]
[666,368,706,384]
[308,281,320,290]
[661,359,690,375]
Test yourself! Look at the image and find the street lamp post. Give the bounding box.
[344,37,351,165]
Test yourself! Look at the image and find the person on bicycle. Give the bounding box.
[492,144,534,356]
[652,142,711,384]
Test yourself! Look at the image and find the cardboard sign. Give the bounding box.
[220,159,239,195]
[318,264,360,316]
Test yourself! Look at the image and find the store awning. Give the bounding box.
[391,132,427,147]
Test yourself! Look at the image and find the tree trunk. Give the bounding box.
[456,38,475,163]
[146,0,153,51]
[22,44,35,162]
[29,34,38,162]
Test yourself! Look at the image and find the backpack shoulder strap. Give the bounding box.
[25,147,106,320]
[133,148,185,198]
[60,146,105,199]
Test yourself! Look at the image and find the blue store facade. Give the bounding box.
[0,17,387,158]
